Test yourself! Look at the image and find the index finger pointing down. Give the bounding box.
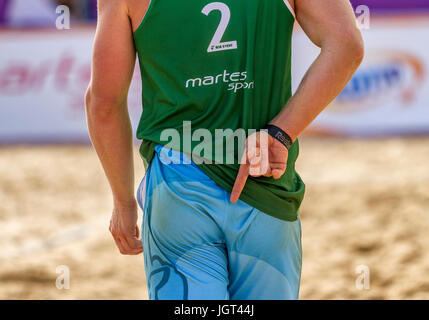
[230,163,249,203]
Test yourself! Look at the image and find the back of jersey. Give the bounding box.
[133,0,305,221]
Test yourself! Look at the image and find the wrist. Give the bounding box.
[113,197,137,210]
[264,124,294,150]
[268,121,297,143]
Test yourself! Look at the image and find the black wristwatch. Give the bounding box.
[264,124,293,150]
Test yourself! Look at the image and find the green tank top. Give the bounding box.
[133,0,305,221]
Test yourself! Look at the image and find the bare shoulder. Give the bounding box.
[96,0,149,31]
[123,0,151,32]
[97,0,127,11]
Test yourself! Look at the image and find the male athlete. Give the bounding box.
[86,0,363,299]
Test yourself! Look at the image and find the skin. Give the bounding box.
[86,0,147,255]
[86,0,364,255]
[231,0,364,202]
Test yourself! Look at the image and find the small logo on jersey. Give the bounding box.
[210,42,237,52]
[185,69,254,93]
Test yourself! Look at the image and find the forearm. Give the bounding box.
[270,38,364,141]
[85,89,135,207]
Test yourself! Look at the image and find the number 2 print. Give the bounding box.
[202,2,238,53]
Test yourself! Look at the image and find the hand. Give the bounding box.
[109,200,143,255]
[230,130,289,203]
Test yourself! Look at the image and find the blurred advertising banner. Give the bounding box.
[0,28,142,143]
[1,17,429,143]
[349,0,429,13]
[292,17,429,137]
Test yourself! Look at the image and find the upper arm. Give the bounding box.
[88,0,136,106]
[295,0,363,49]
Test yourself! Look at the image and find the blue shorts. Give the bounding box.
[137,145,302,300]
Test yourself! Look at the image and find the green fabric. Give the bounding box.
[133,0,305,221]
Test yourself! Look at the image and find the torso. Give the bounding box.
[131,0,303,221]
